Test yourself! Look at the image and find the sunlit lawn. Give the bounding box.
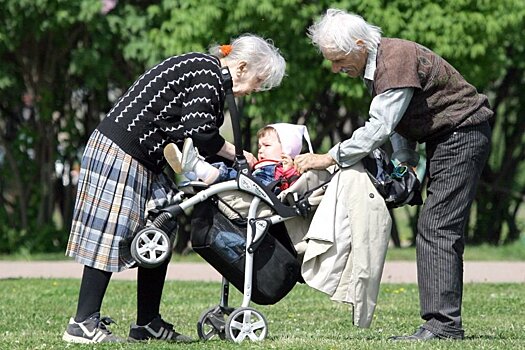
[0,279,524,349]
[2,239,524,262]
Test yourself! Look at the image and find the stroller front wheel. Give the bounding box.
[225,307,268,343]
[130,227,171,268]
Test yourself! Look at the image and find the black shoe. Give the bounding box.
[128,315,193,342]
[389,327,441,341]
[62,313,123,343]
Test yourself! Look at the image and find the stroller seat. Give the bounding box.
[214,168,334,253]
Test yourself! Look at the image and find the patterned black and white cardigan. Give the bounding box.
[97,53,226,173]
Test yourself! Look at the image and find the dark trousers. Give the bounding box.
[417,121,491,338]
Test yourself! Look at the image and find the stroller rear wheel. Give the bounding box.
[130,227,171,268]
[197,306,227,340]
[225,307,268,343]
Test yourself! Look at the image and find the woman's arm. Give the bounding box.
[216,141,257,168]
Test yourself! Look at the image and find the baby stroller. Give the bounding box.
[129,67,329,343]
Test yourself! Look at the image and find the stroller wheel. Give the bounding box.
[225,307,268,343]
[197,306,227,340]
[130,227,171,268]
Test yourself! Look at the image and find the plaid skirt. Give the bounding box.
[66,130,178,272]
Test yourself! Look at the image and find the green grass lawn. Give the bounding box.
[2,240,524,262]
[0,279,524,349]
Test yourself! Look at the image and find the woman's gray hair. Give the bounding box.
[308,9,382,54]
[209,34,286,91]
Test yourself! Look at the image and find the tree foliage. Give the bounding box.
[0,0,523,253]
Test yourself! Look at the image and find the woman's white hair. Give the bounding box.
[308,9,382,54]
[209,34,286,91]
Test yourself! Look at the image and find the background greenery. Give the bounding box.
[0,279,524,349]
[1,0,524,254]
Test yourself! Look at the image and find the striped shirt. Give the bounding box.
[97,52,226,173]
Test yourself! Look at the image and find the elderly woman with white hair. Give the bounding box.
[295,8,492,341]
[63,34,286,344]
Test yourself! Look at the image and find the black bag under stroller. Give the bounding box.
[190,198,301,305]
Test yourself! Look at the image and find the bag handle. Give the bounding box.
[220,67,248,172]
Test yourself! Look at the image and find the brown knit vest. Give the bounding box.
[373,38,492,142]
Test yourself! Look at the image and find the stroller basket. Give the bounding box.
[191,199,301,305]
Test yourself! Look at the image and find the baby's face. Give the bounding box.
[257,132,283,161]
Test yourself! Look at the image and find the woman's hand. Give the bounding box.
[217,141,256,168]
[294,153,336,174]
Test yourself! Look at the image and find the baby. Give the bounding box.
[165,123,313,193]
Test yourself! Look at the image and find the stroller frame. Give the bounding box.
[130,67,312,343]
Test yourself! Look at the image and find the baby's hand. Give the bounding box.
[281,154,293,171]
[243,151,257,169]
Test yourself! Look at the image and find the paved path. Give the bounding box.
[1,261,524,283]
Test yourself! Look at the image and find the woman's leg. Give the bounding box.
[136,260,169,325]
[64,265,122,343]
[129,259,192,342]
[74,265,112,322]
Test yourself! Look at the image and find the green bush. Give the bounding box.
[0,223,66,254]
